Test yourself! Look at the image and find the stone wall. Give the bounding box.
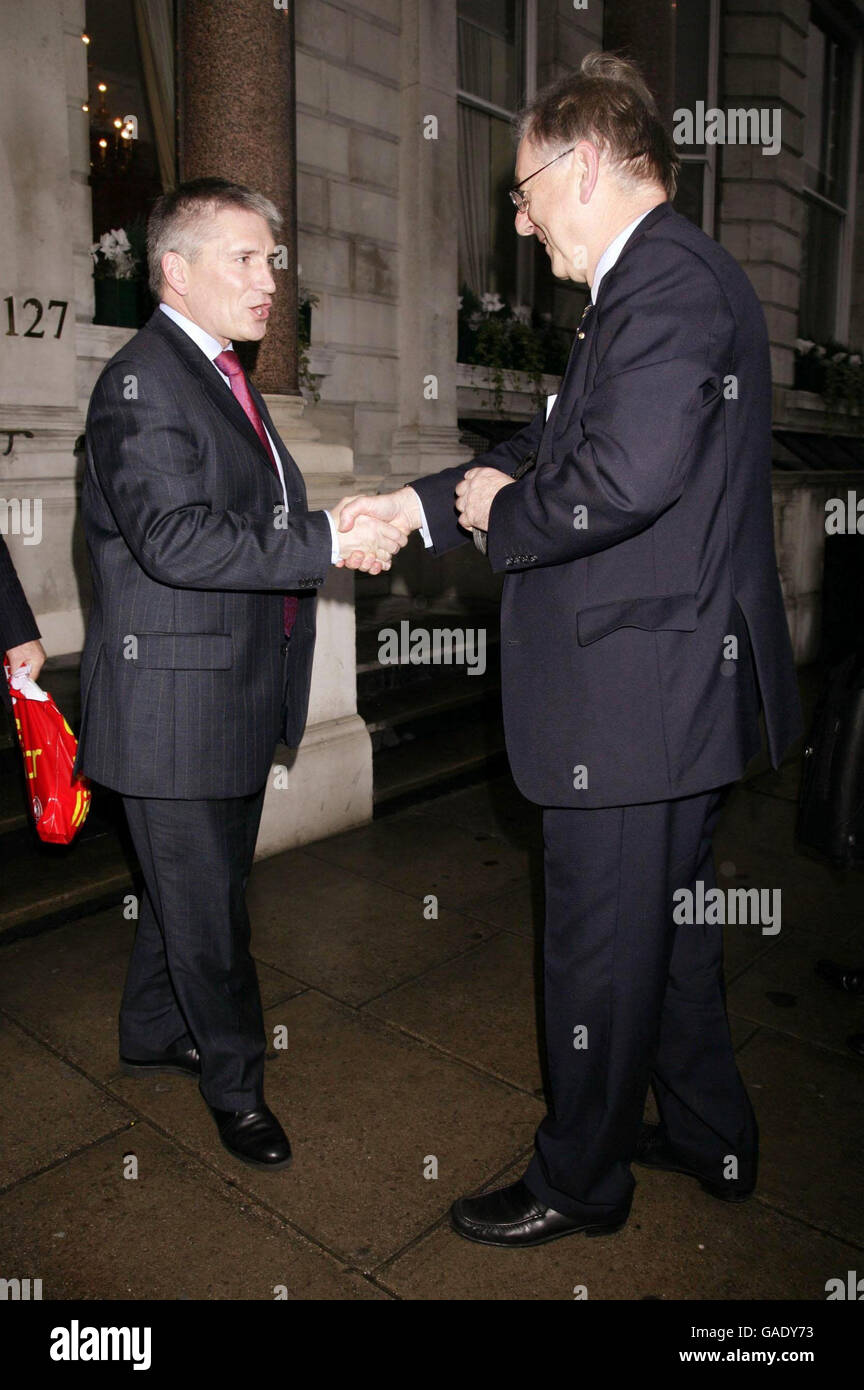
[295,0,402,476]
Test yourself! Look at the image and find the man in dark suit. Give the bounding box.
[340,54,802,1243]
[76,178,406,1169]
[1,536,45,691]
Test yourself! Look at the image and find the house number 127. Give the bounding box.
[4,297,69,339]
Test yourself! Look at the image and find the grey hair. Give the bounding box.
[146,177,283,298]
[514,51,679,199]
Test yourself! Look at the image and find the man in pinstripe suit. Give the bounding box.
[74,180,407,1169]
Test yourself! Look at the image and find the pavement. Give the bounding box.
[1,716,863,1302]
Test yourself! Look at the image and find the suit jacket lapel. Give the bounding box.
[146,310,281,476]
[543,201,676,448]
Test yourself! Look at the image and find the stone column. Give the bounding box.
[389,0,473,481]
[178,0,372,852]
[178,0,299,399]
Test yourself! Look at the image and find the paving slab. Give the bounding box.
[364,930,544,1093]
[379,1159,859,1301]
[302,812,531,912]
[0,1125,388,1300]
[247,850,495,1006]
[0,1016,132,1189]
[461,881,543,938]
[0,905,304,1082]
[107,990,544,1267]
[726,925,864,1057]
[406,775,542,852]
[714,793,864,931]
[735,1028,864,1247]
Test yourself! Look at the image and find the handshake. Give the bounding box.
[327,468,515,575]
[328,487,421,575]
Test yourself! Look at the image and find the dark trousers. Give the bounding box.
[524,785,757,1219]
[119,785,268,1110]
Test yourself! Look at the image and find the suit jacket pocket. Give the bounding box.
[130,632,234,669]
[576,592,698,646]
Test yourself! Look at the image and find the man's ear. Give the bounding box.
[574,140,600,203]
[161,250,188,297]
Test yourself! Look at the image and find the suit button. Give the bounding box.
[577,331,585,340]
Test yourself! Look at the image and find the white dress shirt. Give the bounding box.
[158,302,340,562]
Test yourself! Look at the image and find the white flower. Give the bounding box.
[480,292,504,313]
[91,226,138,279]
[814,345,827,358]
[849,355,862,367]
[512,304,531,325]
[795,338,815,353]
[831,351,848,363]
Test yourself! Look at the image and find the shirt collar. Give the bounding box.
[159,301,232,363]
[591,209,653,304]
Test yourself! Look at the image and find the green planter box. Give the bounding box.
[93,278,140,328]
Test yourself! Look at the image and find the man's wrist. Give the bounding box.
[401,486,423,532]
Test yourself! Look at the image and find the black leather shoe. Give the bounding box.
[210,1104,292,1170]
[634,1123,754,1202]
[450,1179,630,1247]
[120,1044,201,1079]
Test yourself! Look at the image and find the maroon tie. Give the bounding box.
[214,349,298,638]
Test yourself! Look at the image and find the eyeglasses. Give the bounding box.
[509,146,576,213]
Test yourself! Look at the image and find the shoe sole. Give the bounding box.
[119,1060,200,1080]
[217,1136,293,1171]
[449,1213,629,1247]
[633,1153,754,1203]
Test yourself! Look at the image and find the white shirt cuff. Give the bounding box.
[415,494,433,549]
[324,508,341,565]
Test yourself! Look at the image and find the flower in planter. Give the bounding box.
[795,335,864,432]
[91,227,139,280]
[457,281,572,412]
[480,292,504,314]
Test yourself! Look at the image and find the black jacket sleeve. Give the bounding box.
[0,535,40,653]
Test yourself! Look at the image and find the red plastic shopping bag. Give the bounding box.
[5,662,91,844]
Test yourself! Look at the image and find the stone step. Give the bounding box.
[358,665,500,735]
[370,692,507,811]
[356,607,500,701]
[0,791,134,945]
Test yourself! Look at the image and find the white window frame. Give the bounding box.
[676,0,721,235]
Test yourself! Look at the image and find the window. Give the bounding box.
[798,9,859,343]
[457,0,526,303]
[673,0,720,234]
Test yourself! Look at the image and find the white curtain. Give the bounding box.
[458,104,490,297]
[134,0,175,191]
